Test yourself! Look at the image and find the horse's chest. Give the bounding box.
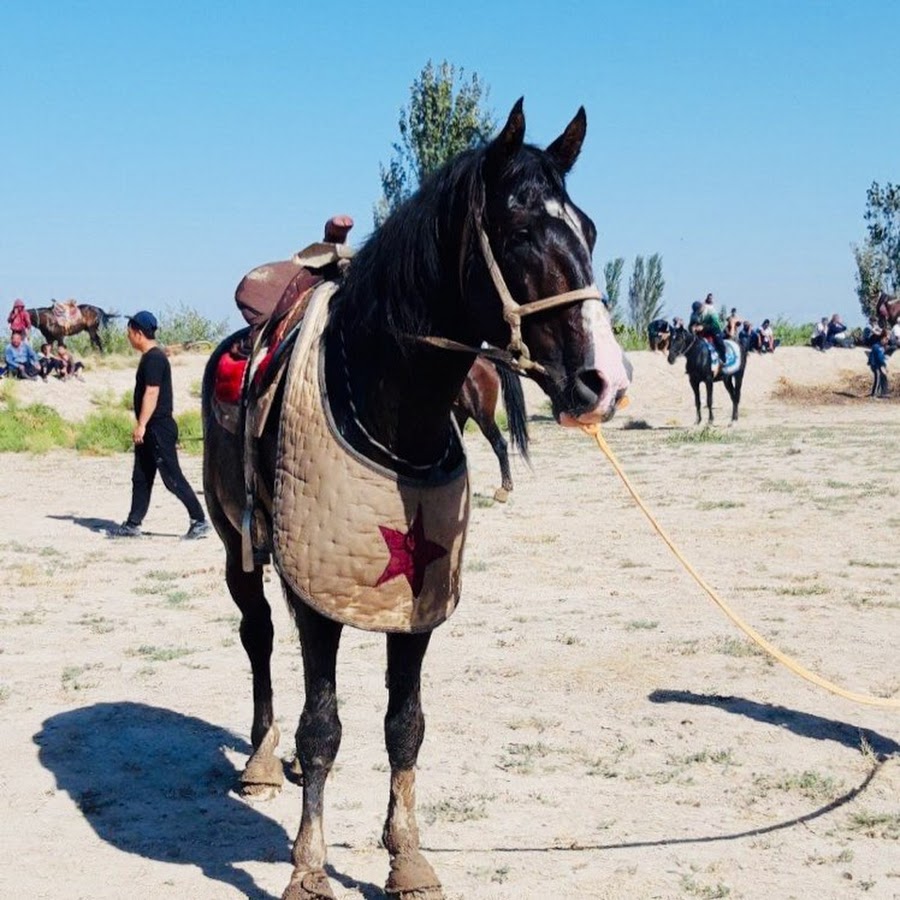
[272,289,470,633]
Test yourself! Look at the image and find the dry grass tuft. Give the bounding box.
[772,373,900,405]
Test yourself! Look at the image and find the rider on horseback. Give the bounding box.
[691,294,728,368]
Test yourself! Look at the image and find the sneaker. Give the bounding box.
[183,519,212,540]
[109,521,141,538]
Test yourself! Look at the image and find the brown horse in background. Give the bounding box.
[453,357,529,502]
[27,304,120,352]
[876,292,900,328]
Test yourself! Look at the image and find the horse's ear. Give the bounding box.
[546,107,586,174]
[485,98,525,178]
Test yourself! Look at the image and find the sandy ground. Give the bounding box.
[1,346,898,900]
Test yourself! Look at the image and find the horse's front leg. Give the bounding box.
[691,379,703,425]
[283,599,343,900]
[383,631,444,899]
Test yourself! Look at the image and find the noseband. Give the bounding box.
[416,209,602,376]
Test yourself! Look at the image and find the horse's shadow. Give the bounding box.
[649,689,900,757]
[35,702,288,899]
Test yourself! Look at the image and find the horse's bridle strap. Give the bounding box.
[409,212,603,376]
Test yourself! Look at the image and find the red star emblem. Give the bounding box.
[376,504,448,598]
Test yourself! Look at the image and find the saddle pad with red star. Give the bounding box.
[272,287,470,633]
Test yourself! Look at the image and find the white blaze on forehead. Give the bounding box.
[544,199,590,254]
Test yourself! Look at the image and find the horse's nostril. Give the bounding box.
[574,368,605,406]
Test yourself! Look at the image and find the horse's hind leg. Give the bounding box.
[705,380,715,424]
[691,380,703,425]
[382,631,444,899]
[224,553,284,798]
[482,419,512,502]
[88,326,103,353]
[282,598,343,900]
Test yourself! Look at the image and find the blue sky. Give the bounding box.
[3,1,898,331]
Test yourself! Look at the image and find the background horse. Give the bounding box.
[668,325,747,424]
[875,291,900,328]
[453,357,529,502]
[27,304,119,352]
[202,99,630,900]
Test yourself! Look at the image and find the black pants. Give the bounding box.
[871,369,889,397]
[127,419,205,526]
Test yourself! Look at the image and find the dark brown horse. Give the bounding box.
[26,304,120,352]
[875,292,900,328]
[453,357,529,502]
[202,99,630,900]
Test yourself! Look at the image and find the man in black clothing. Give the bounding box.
[110,311,210,540]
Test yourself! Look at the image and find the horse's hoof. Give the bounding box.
[385,852,443,899]
[239,736,284,799]
[282,868,336,900]
[239,781,281,801]
[493,487,509,503]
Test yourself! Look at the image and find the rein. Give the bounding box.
[583,424,900,709]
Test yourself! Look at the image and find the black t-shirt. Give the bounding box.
[134,346,174,423]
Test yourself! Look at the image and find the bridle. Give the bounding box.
[415,202,602,376]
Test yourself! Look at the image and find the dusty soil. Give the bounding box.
[2,347,898,900]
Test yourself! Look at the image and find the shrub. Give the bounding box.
[157,303,228,345]
[74,410,133,454]
[176,410,204,455]
[0,404,75,452]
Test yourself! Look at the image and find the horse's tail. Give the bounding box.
[497,364,530,464]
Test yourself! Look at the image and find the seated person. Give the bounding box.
[826,313,849,347]
[737,320,756,352]
[758,319,777,353]
[647,317,670,351]
[4,330,41,379]
[811,316,829,351]
[38,343,66,379]
[55,340,85,379]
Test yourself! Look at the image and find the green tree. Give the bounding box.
[627,253,665,332]
[854,181,900,317]
[603,257,625,323]
[375,60,495,226]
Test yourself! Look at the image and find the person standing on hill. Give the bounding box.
[7,299,31,337]
[868,331,890,398]
[110,311,210,539]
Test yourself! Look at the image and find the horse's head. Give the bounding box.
[667,326,692,364]
[465,100,630,426]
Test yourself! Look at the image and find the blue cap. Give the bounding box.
[128,310,158,336]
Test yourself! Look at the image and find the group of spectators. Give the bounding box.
[2,299,84,380]
[810,314,855,350]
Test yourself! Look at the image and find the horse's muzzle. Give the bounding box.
[557,366,631,426]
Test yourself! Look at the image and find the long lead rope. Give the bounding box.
[581,424,900,709]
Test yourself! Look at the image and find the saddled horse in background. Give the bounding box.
[453,357,529,502]
[27,304,120,352]
[875,292,900,328]
[202,99,630,900]
[668,325,747,424]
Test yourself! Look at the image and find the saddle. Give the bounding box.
[52,300,82,329]
[702,337,741,376]
[210,239,356,570]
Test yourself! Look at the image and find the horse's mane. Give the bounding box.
[332,149,482,343]
[332,142,567,346]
